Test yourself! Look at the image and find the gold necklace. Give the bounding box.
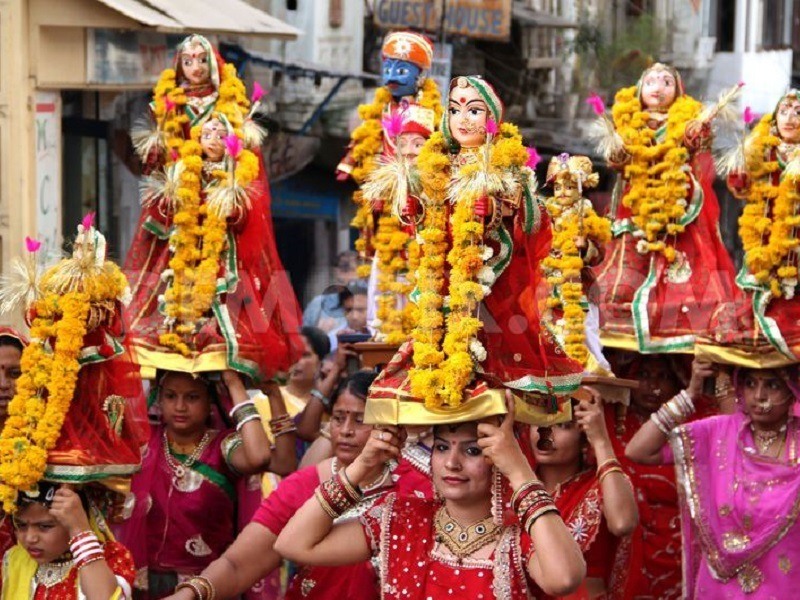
[163,429,213,481]
[34,559,73,588]
[434,505,500,561]
[751,424,787,455]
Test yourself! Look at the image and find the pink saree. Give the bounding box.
[670,411,800,597]
[116,426,239,598]
[252,463,399,600]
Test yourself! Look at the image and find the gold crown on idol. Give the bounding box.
[546,154,599,189]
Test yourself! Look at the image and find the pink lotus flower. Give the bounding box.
[743,106,755,125]
[164,97,176,113]
[81,212,96,230]
[225,134,242,159]
[25,237,41,253]
[526,147,542,169]
[586,94,606,116]
[485,117,499,136]
[251,82,266,104]
[382,112,406,139]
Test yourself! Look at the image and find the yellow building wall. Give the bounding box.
[0,0,36,330]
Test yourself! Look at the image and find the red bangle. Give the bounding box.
[68,531,94,546]
[596,458,624,482]
[74,551,105,570]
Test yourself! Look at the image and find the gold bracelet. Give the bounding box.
[175,581,205,600]
[314,488,339,519]
[193,576,216,600]
[595,457,620,473]
[598,467,626,485]
[339,468,362,501]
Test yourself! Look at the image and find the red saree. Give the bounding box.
[360,494,540,600]
[603,406,683,599]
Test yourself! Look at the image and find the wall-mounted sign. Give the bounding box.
[87,30,187,86]
[374,0,512,41]
[35,93,61,258]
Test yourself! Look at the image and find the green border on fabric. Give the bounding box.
[487,225,513,282]
[143,217,171,240]
[465,76,501,123]
[677,174,703,227]
[78,335,124,366]
[186,102,215,128]
[735,266,795,359]
[44,463,141,483]
[631,255,695,353]
[522,187,536,234]
[170,452,236,501]
[611,218,636,237]
[212,300,260,380]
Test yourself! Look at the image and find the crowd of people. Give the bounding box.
[0,29,798,600]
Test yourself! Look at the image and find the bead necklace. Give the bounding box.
[434,505,501,561]
[163,429,214,482]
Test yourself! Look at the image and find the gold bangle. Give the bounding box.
[595,457,620,473]
[510,479,546,510]
[339,468,362,501]
[175,581,205,600]
[524,504,560,533]
[314,488,339,519]
[192,576,216,600]
[598,467,626,485]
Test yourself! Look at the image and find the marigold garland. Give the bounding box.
[0,250,129,512]
[543,199,611,365]
[738,113,800,298]
[612,86,702,262]
[156,63,258,355]
[409,124,528,408]
[348,79,442,287]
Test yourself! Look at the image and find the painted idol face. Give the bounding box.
[776,97,800,144]
[180,42,211,86]
[448,80,489,148]
[382,58,422,99]
[553,177,580,207]
[640,67,678,111]
[200,118,227,162]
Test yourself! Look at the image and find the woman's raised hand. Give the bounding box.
[477,392,534,489]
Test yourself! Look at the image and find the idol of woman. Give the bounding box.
[722,90,800,362]
[368,76,583,425]
[124,32,303,383]
[593,63,741,355]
